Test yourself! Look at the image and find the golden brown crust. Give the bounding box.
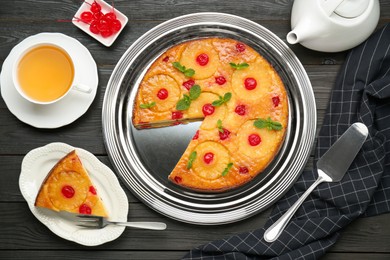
[35,150,108,217]
[133,38,289,191]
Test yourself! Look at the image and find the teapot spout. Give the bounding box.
[286,30,301,45]
[286,18,323,45]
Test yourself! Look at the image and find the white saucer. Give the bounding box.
[19,142,129,246]
[0,33,98,128]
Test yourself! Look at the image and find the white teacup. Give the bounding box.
[12,42,91,105]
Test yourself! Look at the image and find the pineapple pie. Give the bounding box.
[35,150,108,217]
[132,38,288,191]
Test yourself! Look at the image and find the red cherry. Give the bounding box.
[80,11,93,23]
[174,176,182,183]
[202,103,215,116]
[215,76,226,85]
[162,56,169,62]
[157,88,169,100]
[239,166,249,174]
[79,204,92,215]
[219,128,231,140]
[90,1,102,13]
[61,185,75,198]
[236,42,246,52]
[92,11,103,21]
[182,79,195,90]
[244,77,257,90]
[272,96,280,107]
[104,12,116,21]
[192,130,199,140]
[172,111,183,120]
[110,19,122,33]
[235,104,246,116]
[89,186,97,195]
[98,18,113,37]
[89,20,100,34]
[100,29,113,38]
[196,53,209,66]
[97,18,110,31]
[248,134,261,146]
[203,152,214,164]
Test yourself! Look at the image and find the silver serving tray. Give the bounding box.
[102,13,316,225]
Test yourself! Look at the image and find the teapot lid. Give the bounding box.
[335,0,370,18]
[321,0,370,18]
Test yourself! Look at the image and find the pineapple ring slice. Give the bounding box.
[179,40,220,80]
[212,39,258,64]
[141,74,181,112]
[47,171,89,211]
[187,92,227,130]
[192,141,230,180]
[231,60,272,102]
[237,120,281,158]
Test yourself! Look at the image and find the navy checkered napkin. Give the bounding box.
[184,23,390,260]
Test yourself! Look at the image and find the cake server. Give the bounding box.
[264,122,368,243]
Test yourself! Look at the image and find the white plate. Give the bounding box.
[73,0,128,47]
[0,33,98,129]
[19,142,129,246]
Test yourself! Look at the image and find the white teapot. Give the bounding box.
[287,0,380,52]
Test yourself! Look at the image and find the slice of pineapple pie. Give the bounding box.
[35,150,108,217]
[132,38,288,192]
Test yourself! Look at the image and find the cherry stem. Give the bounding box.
[71,16,92,25]
[57,19,74,22]
[111,1,116,13]
[84,0,92,6]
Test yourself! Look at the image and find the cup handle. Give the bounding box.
[72,83,92,94]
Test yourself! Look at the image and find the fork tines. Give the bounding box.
[76,214,104,229]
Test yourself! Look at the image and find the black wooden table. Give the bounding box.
[1,1,389,259]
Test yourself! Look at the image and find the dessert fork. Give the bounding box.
[76,215,167,230]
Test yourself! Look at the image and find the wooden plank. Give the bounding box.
[0,22,349,67]
[2,0,389,22]
[0,202,270,250]
[0,0,294,22]
[0,202,390,253]
[0,251,389,260]
[322,253,390,260]
[0,250,184,260]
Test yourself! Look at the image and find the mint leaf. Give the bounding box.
[184,68,195,77]
[173,61,195,77]
[229,62,249,70]
[189,85,201,100]
[176,85,202,111]
[212,96,223,107]
[172,62,185,72]
[176,95,191,110]
[140,101,156,109]
[187,151,197,169]
[223,92,232,102]
[222,162,233,176]
[212,92,232,107]
[254,117,283,131]
[217,119,224,133]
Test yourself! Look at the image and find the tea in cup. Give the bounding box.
[12,43,91,105]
